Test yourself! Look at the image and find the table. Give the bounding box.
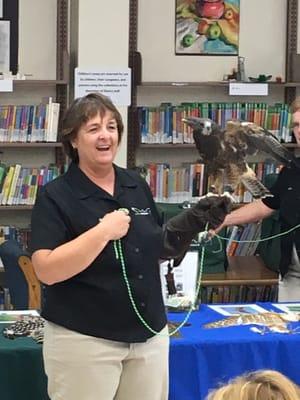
[168,302,300,400]
[1,303,300,400]
[0,327,49,400]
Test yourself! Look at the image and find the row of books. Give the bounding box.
[200,284,278,304]
[226,223,262,257]
[142,160,281,203]
[138,102,293,144]
[0,288,12,310]
[0,163,61,206]
[143,162,206,203]
[0,97,60,143]
[0,226,31,250]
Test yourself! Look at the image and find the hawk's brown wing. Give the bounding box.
[240,122,300,167]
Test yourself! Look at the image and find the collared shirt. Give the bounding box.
[262,165,300,276]
[30,162,167,342]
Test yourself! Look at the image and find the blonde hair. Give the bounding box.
[290,97,300,114]
[207,370,300,400]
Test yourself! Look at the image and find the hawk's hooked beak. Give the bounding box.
[182,117,212,136]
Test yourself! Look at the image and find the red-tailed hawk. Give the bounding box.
[182,117,300,199]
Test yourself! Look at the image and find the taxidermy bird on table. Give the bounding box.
[182,117,300,199]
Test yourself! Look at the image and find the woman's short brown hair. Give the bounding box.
[60,93,124,163]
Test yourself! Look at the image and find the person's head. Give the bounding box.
[291,97,300,145]
[60,93,124,169]
[207,370,300,400]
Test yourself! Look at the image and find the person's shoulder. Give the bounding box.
[39,174,68,198]
[115,165,145,184]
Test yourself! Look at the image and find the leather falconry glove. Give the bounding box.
[161,195,232,266]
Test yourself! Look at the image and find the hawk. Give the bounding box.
[182,117,300,199]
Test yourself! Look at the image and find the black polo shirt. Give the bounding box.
[30,162,167,342]
[262,165,300,276]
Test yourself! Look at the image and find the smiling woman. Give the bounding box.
[60,93,124,164]
[30,92,231,400]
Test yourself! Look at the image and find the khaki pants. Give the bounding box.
[43,321,169,400]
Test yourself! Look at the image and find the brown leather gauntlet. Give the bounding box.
[161,195,232,266]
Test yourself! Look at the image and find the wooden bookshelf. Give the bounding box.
[13,80,68,87]
[139,144,196,149]
[0,206,33,211]
[0,0,69,254]
[139,143,299,149]
[138,81,300,88]
[202,255,278,286]
[0,142,63,148]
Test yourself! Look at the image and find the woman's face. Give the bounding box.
[292,110,300,145]
[72,111,119,171]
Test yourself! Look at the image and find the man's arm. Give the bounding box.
[216,199,275,233]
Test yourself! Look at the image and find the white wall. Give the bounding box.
[138,0,287,82]
[76,0,130,167]
[19,0,57,79]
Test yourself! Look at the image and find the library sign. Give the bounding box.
[74,68,131,106]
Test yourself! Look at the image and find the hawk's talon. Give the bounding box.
[198,231,212,245]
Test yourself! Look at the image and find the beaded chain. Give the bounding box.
[113,238,206,337]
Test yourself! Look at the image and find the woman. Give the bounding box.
[291,97,300,145]
[31,93,230,400]
[216,97,300,301]
[206,370,300,400]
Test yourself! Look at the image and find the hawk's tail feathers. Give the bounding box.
[241,175,273,199]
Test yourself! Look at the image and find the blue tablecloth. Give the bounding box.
[1,303,300,400]
[168,302,300,400]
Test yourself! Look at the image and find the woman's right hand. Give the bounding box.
[99,210,131,240]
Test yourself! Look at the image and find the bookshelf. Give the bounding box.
[0,0,69,237]
[202,256,278,286]
[126,0,300,302]
[138,81,300,89]
[0,143,63,148]
[0,0,69,228]
[0,0,69,309]
[200,256,278,303]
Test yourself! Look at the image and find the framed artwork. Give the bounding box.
[208,304,267,316]
[272,303,300,313]
[175,0,240,55]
